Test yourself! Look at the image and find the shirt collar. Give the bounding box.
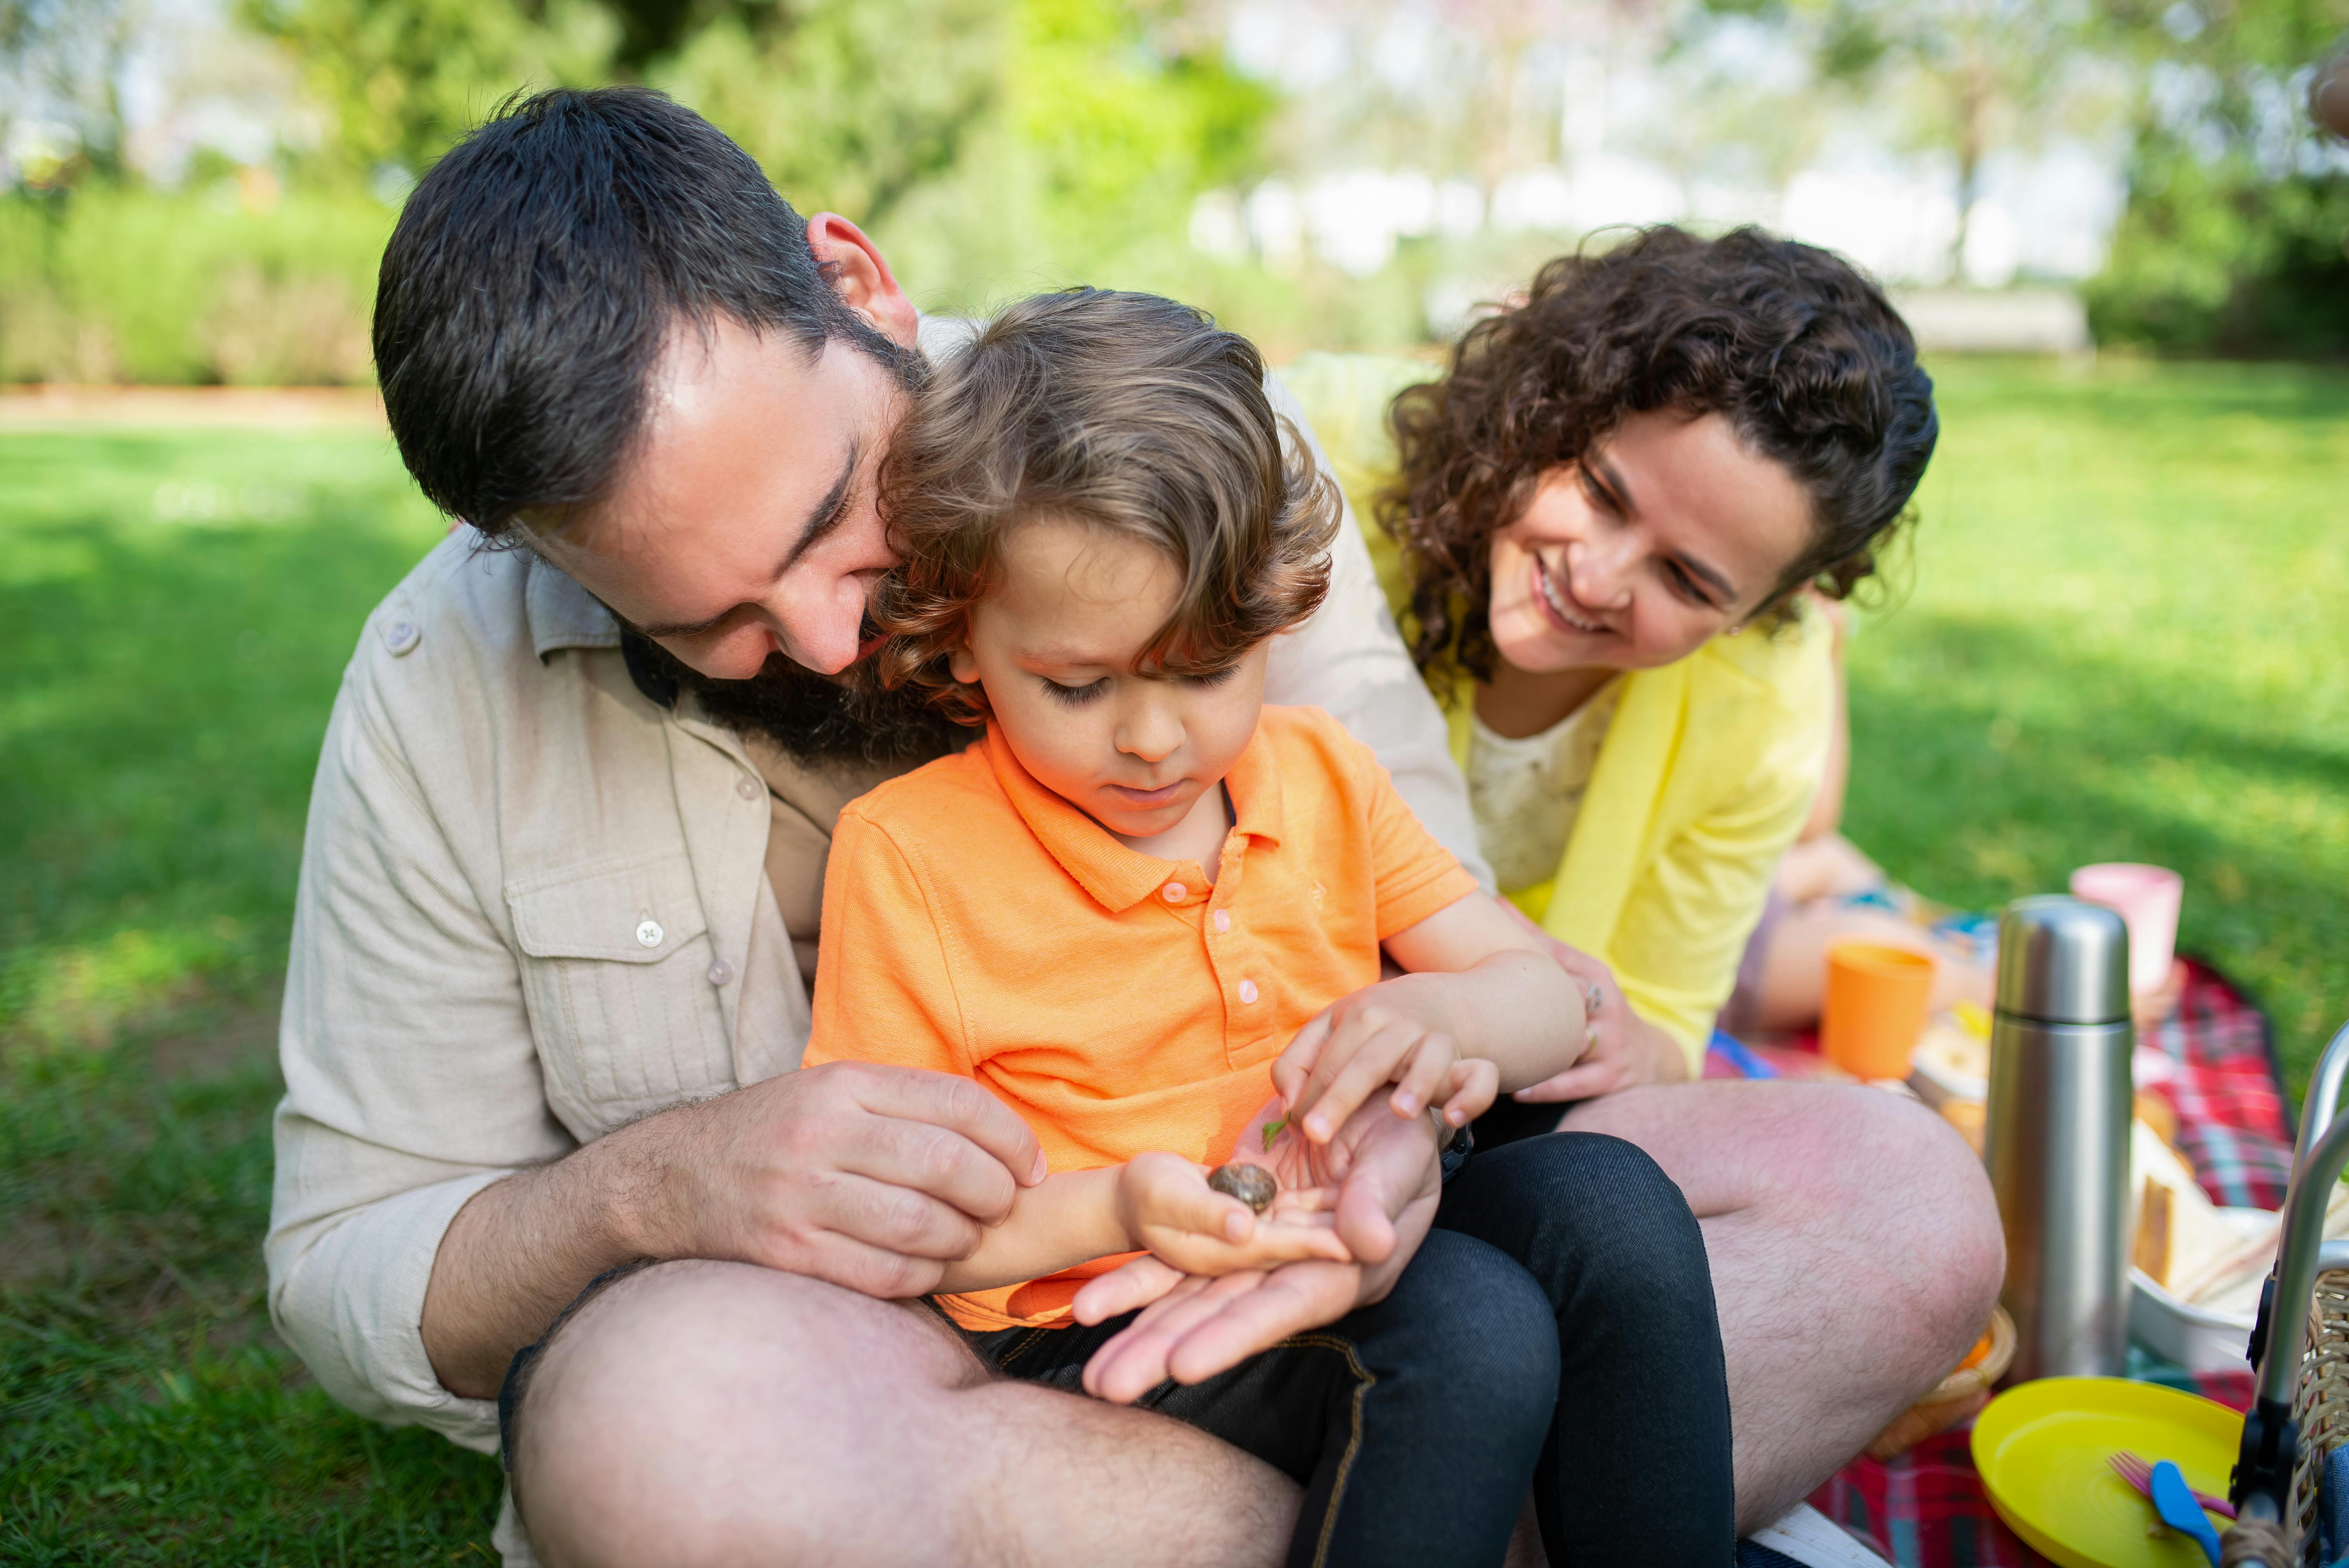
[979,720,1287,914]
[522,550,622,659]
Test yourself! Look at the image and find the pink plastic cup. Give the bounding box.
[2068,863,2183,996]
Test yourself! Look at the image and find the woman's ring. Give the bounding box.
[1585,980,1604,1016]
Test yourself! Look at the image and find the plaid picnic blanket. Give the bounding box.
[1705,957,2294,1566]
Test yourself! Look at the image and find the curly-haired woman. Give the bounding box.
[1283,226,2002,1527]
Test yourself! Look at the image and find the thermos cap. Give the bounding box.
[1996,895,2131,1025]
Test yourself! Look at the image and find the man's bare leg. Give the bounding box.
[513,1259,1299,1568]
[1564,1081,2004,1534]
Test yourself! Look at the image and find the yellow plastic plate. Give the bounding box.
[1971,1377,2244,1568]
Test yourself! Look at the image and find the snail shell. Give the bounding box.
[1207,1162,1279,1214]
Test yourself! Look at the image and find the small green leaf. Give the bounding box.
[1261,1117,1288,1152]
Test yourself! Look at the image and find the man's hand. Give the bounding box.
[1114,1153,1353,1276]
[1499,907,1690,1101]
[423,1059,1048,1399]
[1071,1097,1442,1403]
[632,1060,1049,1297]
[1272,994,1499,1147]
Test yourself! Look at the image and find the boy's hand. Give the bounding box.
[1115,1152,1353,1276]
[1272,991,1499,1146]
[1076,1097,1444,1403]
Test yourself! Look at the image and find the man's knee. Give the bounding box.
[511,1260,986,1568]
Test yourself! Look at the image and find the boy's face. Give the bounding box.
[950,517,1268,843]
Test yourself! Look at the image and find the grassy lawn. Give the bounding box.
[2,357,2345,1559]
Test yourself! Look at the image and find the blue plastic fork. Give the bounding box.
[2150,1460,2223,1567]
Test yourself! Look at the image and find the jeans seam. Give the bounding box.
[1281,1332,1374,1568]
[994,1326,1058,1374]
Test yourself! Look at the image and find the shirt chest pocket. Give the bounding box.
[506,852,734,1126]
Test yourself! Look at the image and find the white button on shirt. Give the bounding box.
[1163,882,1186,902]
[1213,910,1231,934]
[1238,979,1259,1004]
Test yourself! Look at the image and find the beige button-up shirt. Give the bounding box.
[262,370,1488,1501]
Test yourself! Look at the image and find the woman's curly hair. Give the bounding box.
[873,288,1339,723]
[1382,225,1938,688]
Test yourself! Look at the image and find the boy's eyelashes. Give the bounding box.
[1039,675,1110,707]
[1033,663,1242,707]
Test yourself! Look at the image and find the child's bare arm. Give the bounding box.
[934,1157,1351,1296]
[1272,893,1588,1145]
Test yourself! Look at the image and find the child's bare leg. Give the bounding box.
[1749,906,1994,1034]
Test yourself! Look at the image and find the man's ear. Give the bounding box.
[807,213,919,348]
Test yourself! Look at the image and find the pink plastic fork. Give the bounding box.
[2109,1451,2238,1520]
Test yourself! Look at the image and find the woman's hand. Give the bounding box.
[1271,992,1500,1146]
[1113,1152,1353,1276]
[1510,937,1689,1100]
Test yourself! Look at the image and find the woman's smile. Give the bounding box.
[1531,554,1608,636]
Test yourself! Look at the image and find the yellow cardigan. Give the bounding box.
[1282,352,1835,1067]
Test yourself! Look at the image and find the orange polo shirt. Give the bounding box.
[801,704,1480,1331]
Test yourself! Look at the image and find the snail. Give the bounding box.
[1207,1162,1279,1214]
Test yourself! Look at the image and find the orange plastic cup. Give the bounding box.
[1821,941,1936,1080]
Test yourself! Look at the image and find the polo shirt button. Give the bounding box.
[1238,979,1259,1004]
[706,959,733,986]
[635,918,665,949]
[736,775,762,800]
[383,619,421,656]
[1212,910,1231,934]
[1163,882,1186,902]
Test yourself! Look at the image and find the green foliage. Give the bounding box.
[2085,0,2349,355]
[0,187,393,383]
[242,0,619,176]
[652,0,1002,226]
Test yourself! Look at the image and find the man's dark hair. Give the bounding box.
[373,86,909,539]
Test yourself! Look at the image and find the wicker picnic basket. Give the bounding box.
[2230,1019,2349,1566]
[2284,1269,2349,1559]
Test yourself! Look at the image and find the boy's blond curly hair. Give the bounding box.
[873,288,1340,723]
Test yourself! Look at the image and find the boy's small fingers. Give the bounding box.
[1440,1058,1500,1124]
[1390,1033,1454,1117]
[1305,1026,1413,1142]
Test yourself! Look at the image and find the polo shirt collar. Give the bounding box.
[981,720,1288,914]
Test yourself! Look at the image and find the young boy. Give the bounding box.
[802,290,1733,1567]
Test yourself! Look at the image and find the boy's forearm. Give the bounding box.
[1373,952,1585,1088]
[936,1167,1132,1295]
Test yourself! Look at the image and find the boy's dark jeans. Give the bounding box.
[959,1131,1734,1568]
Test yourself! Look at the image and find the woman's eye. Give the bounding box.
[1041,677,1108,707]
[1664,561,1715,608]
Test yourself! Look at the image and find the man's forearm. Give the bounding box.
[421,1123,652,1400]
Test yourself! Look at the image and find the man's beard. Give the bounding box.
[625,633,966,770]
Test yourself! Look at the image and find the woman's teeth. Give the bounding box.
[1538,561,1604,633]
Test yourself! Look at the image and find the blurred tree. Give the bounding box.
[242,0,620,176]
[651,0,1001,226]
[1741,0,2118,279]
[2086,0,2349,354]
[2,0,139,182]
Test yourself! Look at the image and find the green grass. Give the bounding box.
[1,428,501,1560]
[2,358,2345,1558]
[1847,356,2349,1060]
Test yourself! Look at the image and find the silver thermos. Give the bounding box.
[1985,894,2134,1381]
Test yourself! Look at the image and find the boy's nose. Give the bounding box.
[1116,698,1185,764]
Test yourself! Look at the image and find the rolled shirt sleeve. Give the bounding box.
[266,641,573,1453]
[1261,372,1494,893]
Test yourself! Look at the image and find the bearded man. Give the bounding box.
[266,86,1998,1567]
